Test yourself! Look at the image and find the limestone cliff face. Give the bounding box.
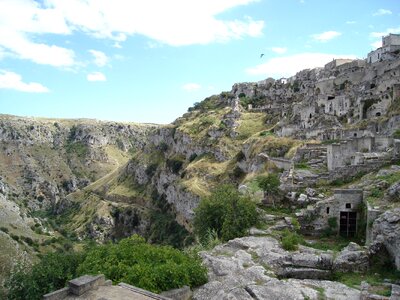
[0,115,155,210]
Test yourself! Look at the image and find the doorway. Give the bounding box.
[339,211,357,237]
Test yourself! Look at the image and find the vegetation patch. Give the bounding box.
[281,229,304,251]
[236,112,267,140]
[194,185,259,242]
[78,235,207,293]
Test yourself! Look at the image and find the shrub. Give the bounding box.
[11,234,19,242]
[328,217,337,229]
[193,185,259,242]
[188,153,198,162]
[145,163,158,177]
[235,151,245,161]
[0,226,9,233]
[232,166,245,179]
[257,173,280,206]
[77,235,207,293]
[281,230,303,251]
[158,142,168,152]
[6,252,85,300]
[166,158,184,174]
[393,129,400,139]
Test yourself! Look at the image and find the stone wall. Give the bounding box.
[326,136,393,171]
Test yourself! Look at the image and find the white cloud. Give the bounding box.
[371,40,382,49]
[346,21,356,25]
[370,27,400,38]
[373,9,392,16]
[44,0,264,46]
[0,0,75,67]
[312,31,342,42]
[246,53,357,78]
[89,50,108,67]
[271,47,287,54]
[0,70,49,93]
[0,0,263,67]
[87,72,106,82]
[182,83,201,91]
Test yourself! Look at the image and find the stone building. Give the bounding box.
[367,33,400,64]
[326,135,394,171]
[299,189,363,237]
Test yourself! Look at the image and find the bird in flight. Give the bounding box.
[260,53,264,58]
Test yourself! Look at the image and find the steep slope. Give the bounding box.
[0,115,156,286]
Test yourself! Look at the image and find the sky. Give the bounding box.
[0,0,399,124]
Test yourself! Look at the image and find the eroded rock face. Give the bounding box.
[370,208,400,270]
[193,236,361,300]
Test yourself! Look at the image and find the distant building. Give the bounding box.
[367,33,400,64]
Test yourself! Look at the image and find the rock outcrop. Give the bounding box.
[370,208,400,270]
[193,236,362,300]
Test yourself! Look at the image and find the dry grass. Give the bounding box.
[236,112,268,140]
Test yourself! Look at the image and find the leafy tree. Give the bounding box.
[6,251,85,300]
[193,185,259,242]
[256,174,280,207]
[77,235,207,293]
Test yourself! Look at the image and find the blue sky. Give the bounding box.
[0,0,399,124]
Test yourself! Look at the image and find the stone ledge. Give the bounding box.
[118,283,171,300]
[43,287,69,300]
[68,274,105,296]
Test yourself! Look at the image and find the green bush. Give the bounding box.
[328,217,337,229]
[193,185,259,242]
[393,129,400,139]
[281,230,303,251]
[145,163,158,177]
[6,252,85,300]
[166,158,184,174]
[77,235,207,293]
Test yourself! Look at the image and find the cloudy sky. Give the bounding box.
[0,0,399,123]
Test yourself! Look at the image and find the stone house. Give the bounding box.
[299,189,363,237]
[367,33,400,64]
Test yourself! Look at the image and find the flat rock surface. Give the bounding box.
[193,236,361,300]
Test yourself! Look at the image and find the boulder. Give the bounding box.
[387,181,400,200]
[370,208,400,270]
[298,193,308,203]
[306,188,317,197]
[333,242,369,272]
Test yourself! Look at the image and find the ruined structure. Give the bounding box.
[367,33,400,64]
